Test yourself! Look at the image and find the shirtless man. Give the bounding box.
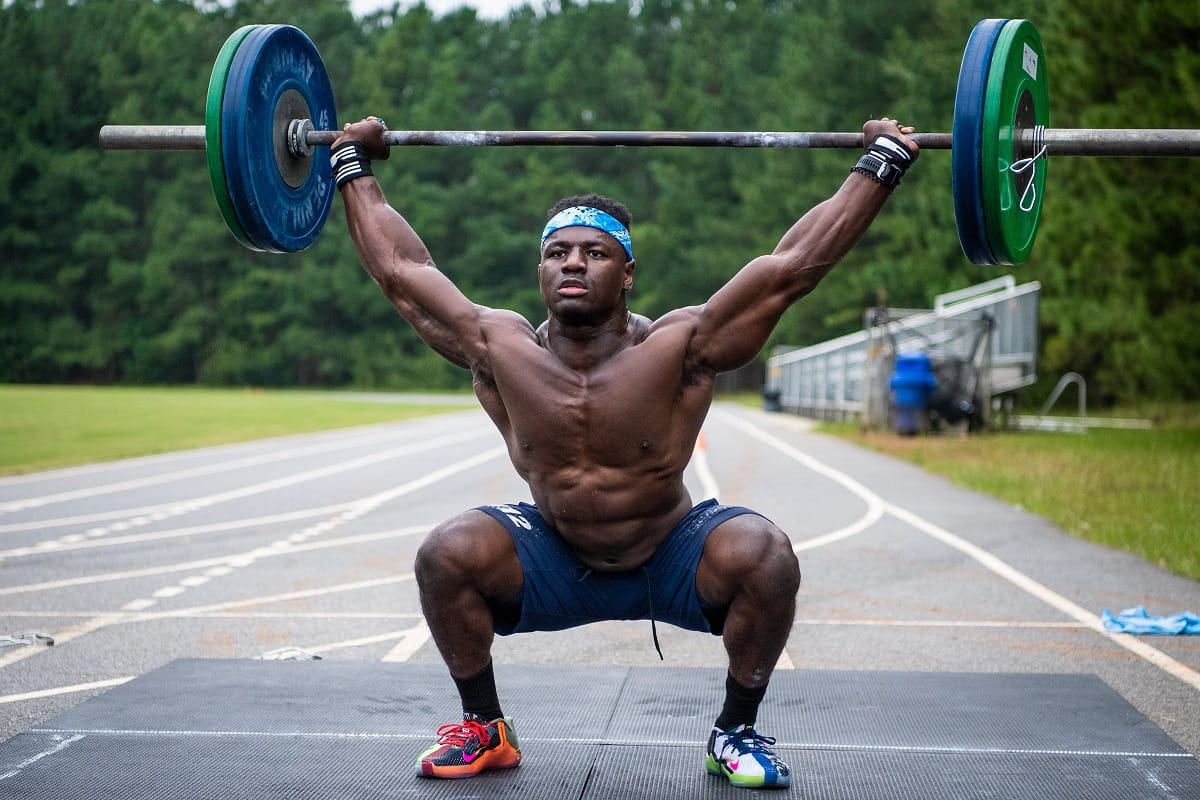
[330,117,917,789]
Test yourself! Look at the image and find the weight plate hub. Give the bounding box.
[952,18,1007,266]
[206,25,259,249]
[981,19,1049,265]
[220,24,337,253]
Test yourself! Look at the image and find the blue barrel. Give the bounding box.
[889,352,937,435]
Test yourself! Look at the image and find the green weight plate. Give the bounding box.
[981,19,1049,265]
[206,25,259,250]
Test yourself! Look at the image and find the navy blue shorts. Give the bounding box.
[476,499,763,637]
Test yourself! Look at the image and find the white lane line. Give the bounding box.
[109,446,503,612]
[317,627,425,657]
[885,502,1200,694]
[691,430,721,501]
[792,618,1088,629]
[0,525,432,597]
[0,733,87,781]
[717,409,1200,695]
[0,426,491,528]
[204,611,424,620]
[3,443,496,623]
[381,622,432,662]
[0,678,133,705]
[0,507,189,534]
[714,411,884,553]
[792,504,884,552]
[2,576,419,671]
[0,424,476,513]
[3,439,496,570]
[774,743,1195,759]
[258,622,432,661]
[150,574,417,620]
[0,504,352,558]
[20,727,1193,759]
[4,609,1083,628]
[31,727,425,740]
[0,421,432,489]
[120,599,157,612]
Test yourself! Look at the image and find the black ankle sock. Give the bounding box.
[453,660,504,721]
[714,672,768,731]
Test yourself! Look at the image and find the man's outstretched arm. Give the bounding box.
[687,118,918,373]
[334,118,486,369]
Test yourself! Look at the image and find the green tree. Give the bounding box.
[1,0,1194,402]
[1036,0,1200,403]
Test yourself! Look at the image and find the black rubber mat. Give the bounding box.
[2,660,1197,799]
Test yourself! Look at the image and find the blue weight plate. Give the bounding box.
[219,23,272,253]
[951,19,1007,266]
[221,24,337,253]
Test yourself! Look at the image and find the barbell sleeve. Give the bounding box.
[100,125,208,150]
[1031,128,1200,157]
[98,124,1200,157]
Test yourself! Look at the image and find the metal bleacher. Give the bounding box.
[765,276,1040,429]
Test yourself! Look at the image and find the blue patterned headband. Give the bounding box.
[540,206,634,261]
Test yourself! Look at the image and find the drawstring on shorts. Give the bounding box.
[643,567,664,661]
[574,565,663,660]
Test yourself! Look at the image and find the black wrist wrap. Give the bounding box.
[851,134,915,190]
[866,134,915,166]
[331,141,374,189]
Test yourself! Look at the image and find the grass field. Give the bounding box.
[0,385,467,475]
[821,413,1200,582]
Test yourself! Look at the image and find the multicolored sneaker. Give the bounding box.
[705,724,791,789]
[415,713,522,778]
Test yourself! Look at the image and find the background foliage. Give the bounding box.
[2,0,1196,402]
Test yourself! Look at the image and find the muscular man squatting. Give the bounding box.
[328,116,918,789]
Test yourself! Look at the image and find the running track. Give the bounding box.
[2,403,1197,753]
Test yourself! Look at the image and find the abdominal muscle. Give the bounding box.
[479,310,714,572]
[521,462,696,572]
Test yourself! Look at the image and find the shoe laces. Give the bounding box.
[435,717,492,749]
[725,726,780,757]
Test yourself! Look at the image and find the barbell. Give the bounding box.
[98,20,1200,263]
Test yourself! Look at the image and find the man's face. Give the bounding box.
[539,226,634,324]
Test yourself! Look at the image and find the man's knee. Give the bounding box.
[417,512,491,581]
[747,519,801,593]
[703,515,800,599]
[415,510,521,595]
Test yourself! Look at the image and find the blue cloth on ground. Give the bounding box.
[1101,605,1200,635]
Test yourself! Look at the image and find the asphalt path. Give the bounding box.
[2,402,1198,756]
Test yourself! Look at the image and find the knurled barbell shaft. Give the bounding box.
[97,125,1200,157]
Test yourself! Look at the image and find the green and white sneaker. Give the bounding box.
[705,724,791,789]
